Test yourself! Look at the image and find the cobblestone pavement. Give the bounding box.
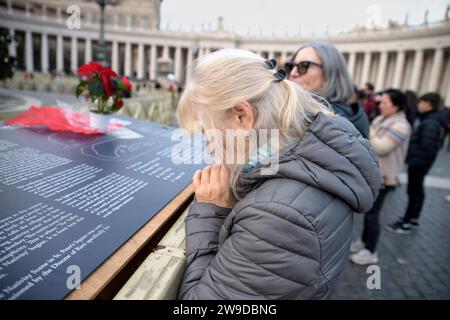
[333,146,450,300]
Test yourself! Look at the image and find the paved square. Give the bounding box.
[333,146,450,300]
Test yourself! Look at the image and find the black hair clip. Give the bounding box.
[264,59,286,82]
[264,58,277,70]
[273,69,287,82]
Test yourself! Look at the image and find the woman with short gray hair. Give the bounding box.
[287,42,369,137]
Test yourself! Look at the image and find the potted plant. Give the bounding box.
[76,61,132,132]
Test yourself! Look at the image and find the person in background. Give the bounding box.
[287,42,370,138]
[370,91,383,120]
[386,93,446,234]
[404,90,418,126]
[176,49,380,299]
[347,85,365,117]
[362,82,377,121]
[350,89,411,265]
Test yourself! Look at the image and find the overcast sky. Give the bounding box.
[160,0,449,36]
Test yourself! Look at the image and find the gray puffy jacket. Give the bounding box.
[178,112,381,300]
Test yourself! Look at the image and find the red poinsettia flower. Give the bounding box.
[101,68,117,78]
[77,61,118,78]
[102,74,114,97]
[114,99,124,110]
[77,61,104,76]
[76,61,128,114]
[121,76,132,91]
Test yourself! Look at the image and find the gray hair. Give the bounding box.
[294,42,354,103]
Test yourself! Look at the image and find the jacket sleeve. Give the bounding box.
[370,121,410,156]
[177,199,232,299]
[177,200,321,300]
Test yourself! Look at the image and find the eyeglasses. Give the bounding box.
[285,60,323,75]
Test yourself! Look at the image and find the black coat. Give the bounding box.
[406,109,446,171]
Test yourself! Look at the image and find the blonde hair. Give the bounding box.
[177,49,334,199]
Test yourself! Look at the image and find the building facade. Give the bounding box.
[1,0,450,104]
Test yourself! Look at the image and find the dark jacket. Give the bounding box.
[406,109,446,171]
[330,101,370,138]
[177,112,380,300]
[363,95,378,121]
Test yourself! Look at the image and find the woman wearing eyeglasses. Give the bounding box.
[287,42,370,138]
[176,49,380,299]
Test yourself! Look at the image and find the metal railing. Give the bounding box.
[119,91,178,126]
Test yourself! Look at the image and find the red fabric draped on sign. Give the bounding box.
[5,106,124,134]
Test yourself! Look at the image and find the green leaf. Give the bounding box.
[75,82,86,97]
[88,79,104,97]
[116,79,127,91]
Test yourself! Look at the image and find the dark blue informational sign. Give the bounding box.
[0,117,207,299]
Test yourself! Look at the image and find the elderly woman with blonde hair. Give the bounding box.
[176,49,380,299]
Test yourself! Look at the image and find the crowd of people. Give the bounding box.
[350,90,448,265]
[284,43,449,266]
[174,42,449,299]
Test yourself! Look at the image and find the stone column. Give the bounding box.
[375,51,388,91]
[25,30,33,72]
[187,46,194,69]
[124,42,132,77]
[347,52,356,78]
[409,49,424,91]
[137,43,145,79]
[8,29,16,58]
[360,51,372,86]
[42,4,47,20]
[428,47,444,92]
[7,0,12,14]
[393,50,405,88]
[85,38,92,63]
[56,35,63,72]
[41,33,49,73]
[56,6,62,22]
[174,46,182,82]
[127,15,132,30]
[150,44,157,80]
[70,37,78,73]
[162,45,169,59]
[113,14,119,29]
[25,1,30,17]
[445,78,450,106]
[111,41,119,73]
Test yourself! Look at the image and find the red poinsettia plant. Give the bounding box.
[76,61,132,114]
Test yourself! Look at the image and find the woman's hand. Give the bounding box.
[193,165,235,208]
